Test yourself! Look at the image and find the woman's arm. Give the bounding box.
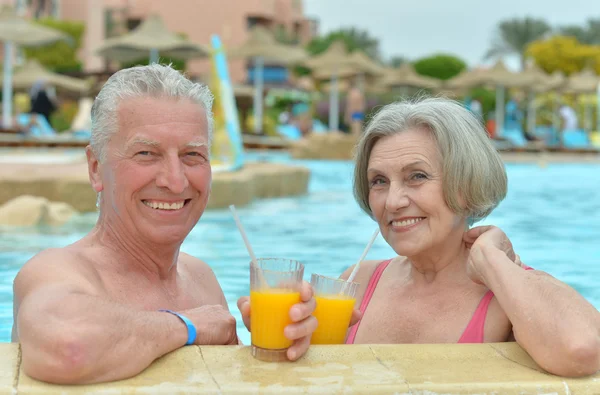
[473,245,600,378]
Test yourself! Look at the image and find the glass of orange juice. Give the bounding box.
[310,273,358,344]
[250,258,304,361]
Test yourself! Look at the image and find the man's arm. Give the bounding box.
[15,250,237,384]
[14,250,188,384]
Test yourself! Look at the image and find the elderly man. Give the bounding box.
[11,64,317,384]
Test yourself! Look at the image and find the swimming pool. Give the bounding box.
[0,152,599,345]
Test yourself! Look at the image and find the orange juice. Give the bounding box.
[250,289,301,349]
[311,295,356,344]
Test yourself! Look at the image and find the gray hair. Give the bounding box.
[353,96,507,225]
[90,63,214,161]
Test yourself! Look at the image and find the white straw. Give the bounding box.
[229,205,258,265]
[347,228,380,284]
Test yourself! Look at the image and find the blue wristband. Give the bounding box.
[159,309,197,345]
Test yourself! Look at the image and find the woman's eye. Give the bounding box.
[369,178,386,187]
[411,173,428,181]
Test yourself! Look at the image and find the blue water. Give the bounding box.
[0,152,599,345]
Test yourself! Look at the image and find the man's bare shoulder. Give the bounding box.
[178,253,219,284]
[179,252,211,273]
[178,252,226,306]
[14,245,98,298]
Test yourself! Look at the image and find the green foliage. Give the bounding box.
[305,27,380,59]
[559,18,600,45]
[469,87,496,119]
[23,18,84,73]
[526,35,600,75]
[293,27,381,77]
[50,100,79,133]
[485,17,552,68]
[388,56,407,68]
[273,24,299,45]
[412,54,467,80]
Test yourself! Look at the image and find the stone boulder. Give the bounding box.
[0,195,77,227]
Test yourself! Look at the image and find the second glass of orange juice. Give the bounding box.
[250,258,304,361]
[310,273,358,344]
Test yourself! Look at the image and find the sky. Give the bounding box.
[303,0,600,71]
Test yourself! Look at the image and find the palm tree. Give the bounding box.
[560,18,600,45]
[485,17,552,70]
[388,55,407,68]
[306,27,381,61]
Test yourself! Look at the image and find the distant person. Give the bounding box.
[470,98,483,120]
[559,104,578,131]
[29,80,58,125]
[504,95,523,131]
[344,76,366,135]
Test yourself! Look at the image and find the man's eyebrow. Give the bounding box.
[125,138,160,150]
[185,141,208,148]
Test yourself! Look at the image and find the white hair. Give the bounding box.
[90,63,214,161]
[353,96,507,225]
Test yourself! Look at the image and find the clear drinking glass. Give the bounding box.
[310,273,358,344]
[250,258,304,361]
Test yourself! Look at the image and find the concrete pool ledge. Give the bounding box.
[3,343,599,394]
[0,161,310,213]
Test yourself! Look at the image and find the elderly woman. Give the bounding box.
[341,97,600,378]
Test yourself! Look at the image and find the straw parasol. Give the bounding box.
[562,67,600,131]
[3,60,91,93]
[95,14,209,64]
[228,25,307,134]
[303,41,382,131]
[0,6,70,128]
[446,60,527,134]
[381,64,441,96]
[562,67,600,94]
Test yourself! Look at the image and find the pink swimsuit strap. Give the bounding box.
[459,264,533,343]
[346,260,534,344]
[346,259,392,344]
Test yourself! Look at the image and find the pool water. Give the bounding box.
[0,153,599,345]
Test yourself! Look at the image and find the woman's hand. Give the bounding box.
[464,226,522,284]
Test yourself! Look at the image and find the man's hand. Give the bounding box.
[238,281,317,361]
[179,305,238,346]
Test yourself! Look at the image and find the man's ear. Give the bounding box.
[86,145,103,193]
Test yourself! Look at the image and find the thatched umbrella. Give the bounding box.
[3,60,91,93]
[562,68,600,131]
[446,61,527,134]
[228,25,307,134]
[95,14,209,64]
[304,41,380,131]
[517,63,552,134]
[381,64,441,96]
[0,6,70,128]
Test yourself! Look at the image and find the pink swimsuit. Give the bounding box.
[346,259,533,344]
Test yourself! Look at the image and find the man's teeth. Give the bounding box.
[143,201,185,210]
[392,218,424,227]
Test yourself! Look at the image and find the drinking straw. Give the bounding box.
[229,205,258,266]
[347,228,380,284]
